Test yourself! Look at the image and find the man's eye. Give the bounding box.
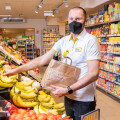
[77,18,81,20]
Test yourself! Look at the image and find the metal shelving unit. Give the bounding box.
[25,40,36,60]
[96,84,120,99]
[86,17,120,99]
[42,26,60,55]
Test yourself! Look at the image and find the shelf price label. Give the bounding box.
[81,109,100,120]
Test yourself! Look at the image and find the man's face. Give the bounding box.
[68,9,85,24]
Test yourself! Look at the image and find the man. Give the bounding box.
[4,7,100,120]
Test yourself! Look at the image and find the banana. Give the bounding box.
[16,96,37,107]
[39,90,47,95]
[1,74,15,83]
[54,103,64,109]
[34,105,39,114]
[38,96,51,103]
[0,80,14,88]
[9,74,18,80]
[15,85,35,93]
[16,82,33,91]
[19,91,37,99]
[57,107,65,112]
[49,109,58,115]
[21,97,37,102]
[39,105,47,114]
[10,87,15,98]
[38,95,48,99]
[40,106,58,115]
[0,87,6,90]
[41,101,54,109]
[19,80,34,86]
[50,97,56,105]
[12,95,21,107]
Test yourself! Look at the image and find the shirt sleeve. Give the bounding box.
[52,37,64,53]
[86,36,100,61]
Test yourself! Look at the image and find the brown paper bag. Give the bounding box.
[41,57,81,90]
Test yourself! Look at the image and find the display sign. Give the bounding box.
[81,109,100,120]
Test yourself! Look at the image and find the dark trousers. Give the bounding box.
[64,96,96,120]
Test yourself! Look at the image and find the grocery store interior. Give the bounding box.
[0,0,120,120]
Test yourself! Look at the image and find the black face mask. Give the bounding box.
[69,21,83,34]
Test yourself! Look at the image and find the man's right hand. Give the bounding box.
[3,69,17,76]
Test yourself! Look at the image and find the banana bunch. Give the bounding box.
[0,73,17,90]
[54,103,65,115]
[10,80,39,108]
[33,90,65,115]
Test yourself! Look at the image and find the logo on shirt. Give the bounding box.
[75,47,82,52]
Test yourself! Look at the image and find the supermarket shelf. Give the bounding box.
[0,46,22,65]
[97,34,120,37]
[100,51,107,53]
[100,51,120,55]
[101,59,120,65]
[43,40,57,42]
[100,67,120,75]
[43,36,59,38]
[100,42,120,44]
[85,18,120,28]
[107,52,120,55]
[18,45,25,46]
[96,84,120,99]
[99,76,120,86]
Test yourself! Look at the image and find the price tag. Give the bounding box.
[81,109,100,120]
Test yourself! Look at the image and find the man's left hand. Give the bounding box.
[50,85,68,97]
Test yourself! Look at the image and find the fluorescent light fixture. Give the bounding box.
[5,5,11,10]
[44,11,54,16]
[0,15,12,17]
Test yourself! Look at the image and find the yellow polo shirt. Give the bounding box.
[52,29,100,101]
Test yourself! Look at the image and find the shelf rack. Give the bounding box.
[86,16,120,99]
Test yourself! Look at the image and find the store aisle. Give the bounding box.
[51,90,120,120]
[96,90,120,120]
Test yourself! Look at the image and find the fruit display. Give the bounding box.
[9,109,72,120]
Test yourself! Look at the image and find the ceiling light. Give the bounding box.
[35,10,38,14]
[56,8,59,13]
[5,5,11,10]
[65,3,68,7]
[63,0,69,7]
[38,2,45,8]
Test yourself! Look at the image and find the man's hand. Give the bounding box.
[50,85,68,97]
[3,69,17,76]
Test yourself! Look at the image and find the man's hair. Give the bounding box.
[70,6,87,21]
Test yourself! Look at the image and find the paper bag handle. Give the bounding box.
[61,57,72,65]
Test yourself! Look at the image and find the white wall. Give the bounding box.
[0,19,46,55]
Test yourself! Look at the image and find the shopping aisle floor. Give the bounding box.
[51,90,120,120]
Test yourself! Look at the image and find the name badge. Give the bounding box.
[75,47,82,52]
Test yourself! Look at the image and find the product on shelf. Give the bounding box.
[42,26,60,54]
[86,2,120,26]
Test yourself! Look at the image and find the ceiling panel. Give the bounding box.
[0,0,119,20]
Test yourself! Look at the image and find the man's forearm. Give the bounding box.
[70,72,99,92]
[15,57,41,73]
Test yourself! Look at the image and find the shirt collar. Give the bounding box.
[69,29,87,41]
